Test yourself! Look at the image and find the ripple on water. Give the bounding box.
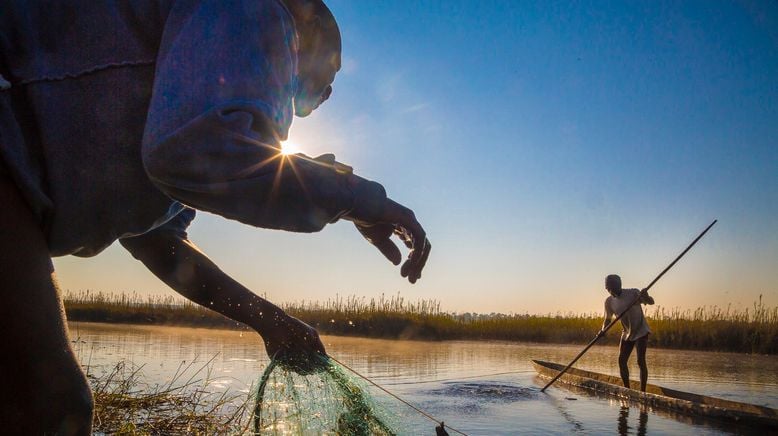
[426,382,541,403]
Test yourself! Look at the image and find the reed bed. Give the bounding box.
[87,355,251,434]
[65,290,244,329]
[647,297,778,354]
[64,291,778,354]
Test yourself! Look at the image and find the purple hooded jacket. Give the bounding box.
[1,0,385,257]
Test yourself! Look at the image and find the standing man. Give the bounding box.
[600,274,654,392]
[1,0,430,433]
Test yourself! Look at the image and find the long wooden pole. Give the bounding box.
[540,219,717,393]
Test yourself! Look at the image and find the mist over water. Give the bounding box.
[70,322,778,434]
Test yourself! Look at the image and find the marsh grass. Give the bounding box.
[647,296,778,354]
[86,354,251,434]
[64,291,778,354]
[64,290,244,329]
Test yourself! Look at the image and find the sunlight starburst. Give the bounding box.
[280,141,299,155]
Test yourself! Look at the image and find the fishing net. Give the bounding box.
[253,354,409,435]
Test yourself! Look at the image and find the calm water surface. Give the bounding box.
[70,322,777,435]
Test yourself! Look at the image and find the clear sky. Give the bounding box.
[54,0,778,314]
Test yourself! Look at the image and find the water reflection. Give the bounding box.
[69,323,778,435]
[618,405,648,436]
[548,395,585,433]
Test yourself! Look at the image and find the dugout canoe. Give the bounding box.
[532,359,778,429]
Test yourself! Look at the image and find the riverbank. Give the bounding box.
[64,291,777,354]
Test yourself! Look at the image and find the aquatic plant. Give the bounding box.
[87,355,250,434]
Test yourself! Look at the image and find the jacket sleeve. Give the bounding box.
[141,0,384,232]
[149,207,197,241]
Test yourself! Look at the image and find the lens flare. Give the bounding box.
[280,141,299,155]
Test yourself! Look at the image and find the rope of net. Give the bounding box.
[328,355,469,436]
[252,354,278,434]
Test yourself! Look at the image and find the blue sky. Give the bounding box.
[55,0,777,314]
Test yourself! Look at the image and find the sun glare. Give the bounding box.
[280,141,299,155]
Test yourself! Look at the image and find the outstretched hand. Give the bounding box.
[310,154,431,283]
[261,312,327,374]
[354,198,431,284]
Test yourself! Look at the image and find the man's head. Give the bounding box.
[282,0,341,117]
[605,274,622,296]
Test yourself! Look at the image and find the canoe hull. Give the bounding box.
[532,359,778,429]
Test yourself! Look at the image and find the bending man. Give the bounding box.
[0,0,430,433]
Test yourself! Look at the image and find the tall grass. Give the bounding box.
[64,290,244,330]
[647,296,778,354]
[87,356,251,434]
[64,291,778,354]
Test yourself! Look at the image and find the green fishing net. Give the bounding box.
[253,354,406,435]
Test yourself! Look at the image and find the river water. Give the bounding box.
[69,322,777,435]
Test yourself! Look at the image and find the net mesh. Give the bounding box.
[253,355,411,435]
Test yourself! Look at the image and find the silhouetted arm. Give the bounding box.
[120,222,325,362]
[142,0,385,233]
[600,299,614,334]
[140,0,430,282]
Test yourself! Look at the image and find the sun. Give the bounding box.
[280,141,299,155]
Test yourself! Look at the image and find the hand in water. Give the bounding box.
[262,313,327,374]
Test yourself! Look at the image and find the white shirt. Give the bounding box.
[603,288,651,341]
